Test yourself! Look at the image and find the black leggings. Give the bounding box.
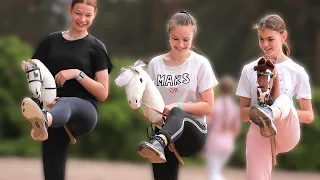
[152,107,207,180]
[42,97,98,180]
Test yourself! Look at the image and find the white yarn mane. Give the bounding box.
[115,60,147,87]
[115,68,134,87]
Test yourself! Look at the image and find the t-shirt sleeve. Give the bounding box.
[32,35,51,64]
[236,65,251,98]
[197,59,219,93]
[296,68,312,99]
[91,40,113,74]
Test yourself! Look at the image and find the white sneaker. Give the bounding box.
[249,105,277,137]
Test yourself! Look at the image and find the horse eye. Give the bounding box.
[34,72,38,77]
[140,78,143,83]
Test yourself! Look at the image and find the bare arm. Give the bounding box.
[239,96,251,123]
[270,67,280,102]
[79,69,110,102]
[297,98,314,124]
[181,88,214,116]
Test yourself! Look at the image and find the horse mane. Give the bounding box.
[115,68,134,87]
[115,59,149,87]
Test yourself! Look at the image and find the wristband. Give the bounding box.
[76,71,86,81]
[178,102,183,110]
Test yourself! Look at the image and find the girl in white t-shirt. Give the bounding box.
[137,11,218,180]
[236,14,314,180]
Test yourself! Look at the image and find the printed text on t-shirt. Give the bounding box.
[156,73,190,87]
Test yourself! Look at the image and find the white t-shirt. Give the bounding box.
[147,51,219,123]
[236,57,312,106]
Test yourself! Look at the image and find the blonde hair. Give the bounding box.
[71,0,97,11]
[167,11,197,34]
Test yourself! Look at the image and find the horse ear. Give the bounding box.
[130,66,140,75]
[120,67,128,74]
[21,61,28,72]
[265,59,275,69]
[258,57,266,65]
[254,57,267,71]
[134,59,148,67]
[29,59,37,65]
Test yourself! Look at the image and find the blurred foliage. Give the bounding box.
[0,36,32,140]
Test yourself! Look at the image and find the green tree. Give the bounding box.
[0,36,32,140]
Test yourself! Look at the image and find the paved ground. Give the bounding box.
[0,158,320,180]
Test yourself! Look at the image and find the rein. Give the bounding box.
[135,102,167,121]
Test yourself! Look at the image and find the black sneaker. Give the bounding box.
[138,135,166,163]
[21,97,48,141]
[249,105,277,137]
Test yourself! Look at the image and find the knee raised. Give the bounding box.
[170,107,181,114]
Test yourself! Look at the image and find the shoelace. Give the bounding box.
[146,124,166,148]
[153,136,166,147]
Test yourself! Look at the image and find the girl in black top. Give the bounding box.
[20,1,112,180]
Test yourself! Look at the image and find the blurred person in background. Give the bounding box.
[205,75,241,180]
[20,0,113,180]
[236,14,314,180]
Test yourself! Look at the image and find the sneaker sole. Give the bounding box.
[21,97,48,141]
[249,106,277,137]
[138,142,166,163]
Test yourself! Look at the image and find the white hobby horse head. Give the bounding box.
[115,60,165,123]
[21,59,57,108]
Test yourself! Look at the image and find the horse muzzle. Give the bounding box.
[30,87,41,99]
[128,95,142,109]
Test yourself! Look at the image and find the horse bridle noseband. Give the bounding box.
[26,66,58,90]
[256,69,275,107]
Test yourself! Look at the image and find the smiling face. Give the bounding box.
[169,25,194,54]
[258,28,287,57]
[69,3,96,32]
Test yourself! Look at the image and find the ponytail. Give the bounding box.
[282,42,290,56]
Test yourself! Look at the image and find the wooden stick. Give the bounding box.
[64,125,76,144]
[169,143,184,166]
[40,102,76,144]
[270,136,276,166]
